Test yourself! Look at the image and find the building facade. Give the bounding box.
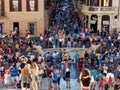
[77,0,119,33]
[0,0,51,36]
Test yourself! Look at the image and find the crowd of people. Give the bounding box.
[0,0,119,90]
[0,28,119,90]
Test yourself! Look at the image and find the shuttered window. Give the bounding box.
[0,0,5,16]
[9,0,22,12]
[89,0,99,6]
[26,0,38,11]
[87,0,90,6]
[45,0,51,9]
[101,0,112,7]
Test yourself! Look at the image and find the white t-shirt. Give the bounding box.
[107,73,114,82]
[40,36,43,41]
[103,66,108,74]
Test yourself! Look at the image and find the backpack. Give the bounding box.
[108,76,112,83]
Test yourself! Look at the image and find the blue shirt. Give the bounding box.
[10,68,18,77]
[91,70,98,81]
[53,72,58,81]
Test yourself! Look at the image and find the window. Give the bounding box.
[87,0,99,6]
[101,0,112,7]
[10,0,21,11]
[29,0,35,11]
[13,0,18,11]
[0,0,4,16]
[28,22,37,35]
[90,0,99,6]
[104,0,109,6]
[0,1,1,16]
[26,0,38,11]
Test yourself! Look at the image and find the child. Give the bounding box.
[4,70,11,88]
[99,78,103,90]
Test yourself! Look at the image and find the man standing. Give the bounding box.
[107,68,115,89]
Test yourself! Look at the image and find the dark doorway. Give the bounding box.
[90,15,98,33]
[13,22,19,30]
[102,15,110,33]
[0,23,3,34]
[13,22,19,35]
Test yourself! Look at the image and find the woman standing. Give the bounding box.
[56,67,61,89]
[77,55,83,73]
[38,65,44,89]
[65,67,70,89]
[52,68,58,90]
[31,62,38,90]
[78,68,91,90]
[21,65,31,90]
[4,70,11,88]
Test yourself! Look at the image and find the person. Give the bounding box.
[4,70,11,88]
[46,65,53,90]
[107,68,115,89]
[77,55,83,73]
[21,65,31,90]
[52,67,58,90]
[78,68,91,90]
[98,78,103,90]
[10,64,19,88]
[38,66,44,89]
[31,62,38,90]
[0,67,5,86]
[115,63,120,79]
[103,73,108,90]
[114,75,120,90]
[90,50,95,67]
[91,67,98,90]
[56,66,61,89]
[65,67,70,89]
[103,63,108,74]
[17,69,22,89]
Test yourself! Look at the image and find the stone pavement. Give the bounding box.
[0,78,80,90]
[0,78,99,90]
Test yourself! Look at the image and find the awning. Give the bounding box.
[90,20,96,24]
[103,21,110,25]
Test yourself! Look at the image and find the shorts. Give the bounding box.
[4,80,11,85]
[38,74,44,77]
[23,83,30,88]
[66,78,70,82]
[11,76,19,82]
[48,78,52,84]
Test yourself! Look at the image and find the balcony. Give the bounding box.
[80,5,118,14]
